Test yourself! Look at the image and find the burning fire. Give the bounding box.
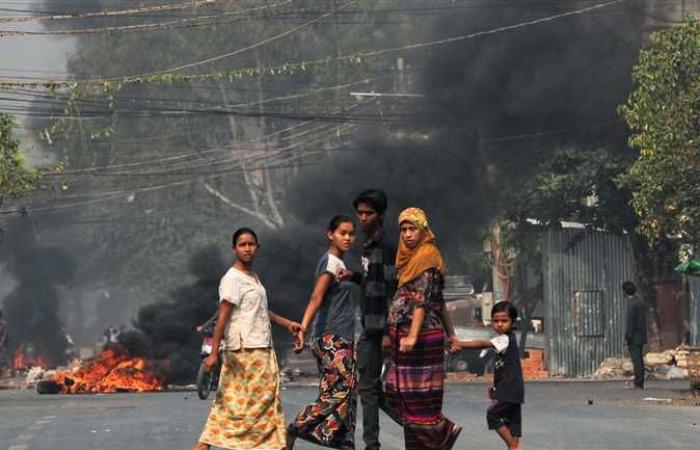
[52,346,165,394]
[13,344,50,371]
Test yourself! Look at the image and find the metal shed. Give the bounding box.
[543,227,635,377]
[689,276,700,346]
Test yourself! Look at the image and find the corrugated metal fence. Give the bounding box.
[543,228,635,377]
[689,276,700,346]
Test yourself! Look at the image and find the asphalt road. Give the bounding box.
[1,380,698,450]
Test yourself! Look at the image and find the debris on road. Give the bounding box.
[593,346,695,381]
[642,397,672,403]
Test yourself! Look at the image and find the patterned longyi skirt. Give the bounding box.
[287,334,357,450]
[199,348,286,450]
[385,324,459,450]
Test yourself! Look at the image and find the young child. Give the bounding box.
[451,302,524,450]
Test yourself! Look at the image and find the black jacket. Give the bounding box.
[625,296,648,345]
[351,229,396,334]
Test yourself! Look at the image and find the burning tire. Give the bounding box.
[36,380,61,395]
[196,361,213,400]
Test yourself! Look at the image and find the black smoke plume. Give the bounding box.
[118,1,657,382]
[118,245,224,383]
[119,242,307,383]
[1,218,75,368]
[282,0,649,264]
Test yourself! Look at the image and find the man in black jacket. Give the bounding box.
[339,189,400,450]
[0,310,8,376]
[623,281,647,389]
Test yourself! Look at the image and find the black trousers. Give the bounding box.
[356,331,401,450]
[628,344,645,388]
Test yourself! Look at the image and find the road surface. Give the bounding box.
[0,380,698,450]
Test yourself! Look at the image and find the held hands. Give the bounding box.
[399,334,417,353]
[447,336,462,354]
[287,321,303,337]
[287,321,305,354]
[203,353,218,373]
[336,268,353,282]
[292,324,306,354]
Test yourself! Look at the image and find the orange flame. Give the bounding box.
[52,347,165,394]
[12,344,51,371]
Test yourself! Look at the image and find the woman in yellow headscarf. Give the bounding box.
[384,208,461,450]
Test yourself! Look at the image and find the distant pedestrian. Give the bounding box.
[623,281,647,389]
[0,309,8,375]
[451,302,524,450]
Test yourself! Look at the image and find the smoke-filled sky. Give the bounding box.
[0,0,687,358]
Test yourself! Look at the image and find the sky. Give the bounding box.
[0,0,75,164]
[0,0,72,77]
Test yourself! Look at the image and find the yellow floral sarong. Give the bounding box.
[199,348,286,450]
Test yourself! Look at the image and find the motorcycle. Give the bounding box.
[196,329,222,400]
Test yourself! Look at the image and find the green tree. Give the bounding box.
[0,111,37,215]
[620,19,700,248]
[504,146,673,347]
[508,148,634,232]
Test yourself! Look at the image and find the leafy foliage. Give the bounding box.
[0,112,37,208]
[620,19,700,247]
[507,148,635,234]
[0,111,38,251]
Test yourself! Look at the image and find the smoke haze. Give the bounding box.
[1,0,674,378]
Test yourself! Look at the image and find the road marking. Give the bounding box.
[8,416,55,450]
[14,435,34,441]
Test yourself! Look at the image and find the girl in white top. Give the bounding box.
[192,228,303,450]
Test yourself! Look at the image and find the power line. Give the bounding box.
[0,117,625,217]
[133,0,355,78]
[0,76,374,117]
[0,0,233,23]
[0,0,631,88]
[0,0,294,37]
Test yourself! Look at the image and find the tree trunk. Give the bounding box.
[631,234,662,350]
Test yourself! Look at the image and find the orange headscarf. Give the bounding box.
[395,207,445,287]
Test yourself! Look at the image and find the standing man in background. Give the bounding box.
[623,281,647,389]
[0,310,9,376]
[339,189,401,450]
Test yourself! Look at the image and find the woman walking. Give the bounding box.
[192,228,302,450]
[384,208,461,450]
[287,215,358,450]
